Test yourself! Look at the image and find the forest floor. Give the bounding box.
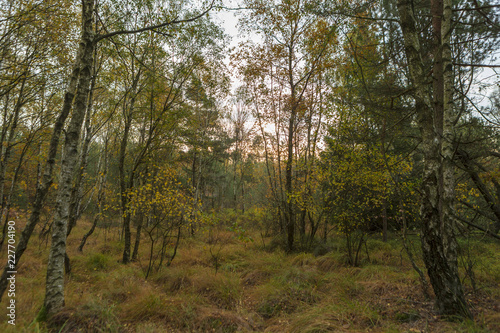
[0,217,499,332]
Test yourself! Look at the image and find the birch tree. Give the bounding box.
[396,0,472,319]
[0,0,217,318]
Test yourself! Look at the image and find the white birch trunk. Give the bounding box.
[43,0,95,317]
[396,0,471,319]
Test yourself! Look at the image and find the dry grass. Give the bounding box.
[0,217,498,332]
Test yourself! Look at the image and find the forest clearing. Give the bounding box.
[0,0,499,331]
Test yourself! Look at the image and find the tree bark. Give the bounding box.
[43,0,95,317]
[285,39,298,252]
[397,0,471,319]
[0,76,25,249]
[0,76,24,214]
[66,60,97,238]
[382,199,388,242]
[285,105,296,252]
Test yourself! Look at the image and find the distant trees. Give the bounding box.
[180,63,231,216]
[236,0,337,251]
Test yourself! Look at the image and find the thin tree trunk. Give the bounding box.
[0,77,25,214]
[79,137,108,252]
[64,54,98,275]
[0,78,26,250]
[66,57,97,238]
[382,199,388,242]
[168,224,181,266]
[285,101,297,252]
[132,213,144,261]
[120,70,141,264]
[0,141,28,249]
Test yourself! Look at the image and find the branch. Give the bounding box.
[453,4,500,12]
[454,214,500,241]
[453,63,500,68]
[327,12,400,23]
[489,151,500,159]
[471,0,500,28]
[95,0,215,42]
[458,199,497,222]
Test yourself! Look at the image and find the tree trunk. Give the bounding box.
[397,0,471,319]
[382,199,388,242]
[0,77,25,250]
[119,69,141,264]
[79,138,108,252]
[0,10,85,302]
[43,0,95,317]
[285,95,297,252]
[66,60,97,238]
[0,76,24,214]
[132,213,144,261]
[0,138,28,249]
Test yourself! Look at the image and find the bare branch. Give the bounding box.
[453,63,500,68]
[454,214,500,241]
[95,0,215,42]
[453,4,500,12]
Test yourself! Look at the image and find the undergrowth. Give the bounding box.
[0,218,498,332]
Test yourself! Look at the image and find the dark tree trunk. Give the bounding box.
[382,199,388,242]
[79,135,108,252]
[119,70,141,264]
[132,213,144,261]
[285,99,297,252]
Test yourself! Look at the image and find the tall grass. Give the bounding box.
[0,217,498,332]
